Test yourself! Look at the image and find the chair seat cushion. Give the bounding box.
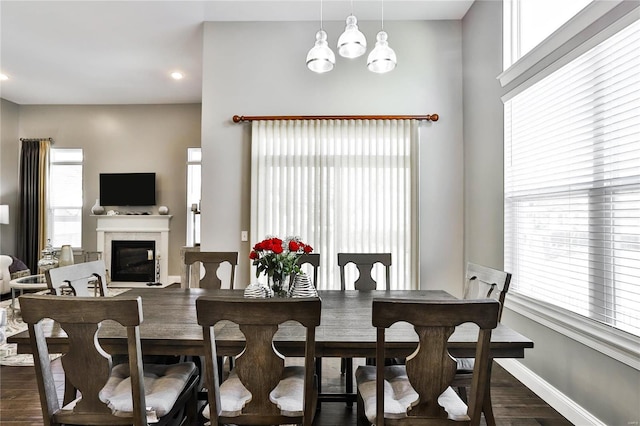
[203,365,306,419]
[456,357,475,373]
[99,361,196,418]
[356,365,469,424]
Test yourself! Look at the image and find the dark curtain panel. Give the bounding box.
[18,140,44,272]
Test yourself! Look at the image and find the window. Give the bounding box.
[503,0,592,69]
[504,19,640,337]
[49,149,83,248]
[186,148,201,246]
[250,119,418,290]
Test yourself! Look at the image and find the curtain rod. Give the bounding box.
[20,137,55,144]
[232,114,439,123]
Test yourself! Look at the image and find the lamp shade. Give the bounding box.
[337,15,367,58]
[0,205,8,225]
[307,29,335,73]
[367,31,396,73]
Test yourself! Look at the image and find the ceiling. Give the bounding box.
[0,1,474,105]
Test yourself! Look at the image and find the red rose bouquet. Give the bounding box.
[249,236,313,295]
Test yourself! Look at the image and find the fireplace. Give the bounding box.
[96,215,171,285]
[111,240,156,282]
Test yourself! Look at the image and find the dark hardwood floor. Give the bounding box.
[0,356,573,426]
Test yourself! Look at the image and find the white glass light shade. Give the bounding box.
[367,31,397,73]
[307,29,335,73]
[337,15,367,58]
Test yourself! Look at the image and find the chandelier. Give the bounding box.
[306,0,396,74]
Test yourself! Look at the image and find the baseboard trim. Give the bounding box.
[496,359,605,426]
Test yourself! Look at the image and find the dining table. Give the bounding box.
[9,288,533,425]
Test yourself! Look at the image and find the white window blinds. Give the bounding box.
[250,119,419,290]
[504,18,640,336]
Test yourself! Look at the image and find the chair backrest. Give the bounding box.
[372,298,500,425]
[19,294,149,425]
[45,260,108,296]
[297,253,320,288]
[183,251,238,289]
[338,253,391,290]
[463,262,511,321]
[196,296,321,426]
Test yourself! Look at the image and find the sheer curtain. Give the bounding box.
[250,119,419,290]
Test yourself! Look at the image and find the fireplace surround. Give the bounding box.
[95,215,171,285]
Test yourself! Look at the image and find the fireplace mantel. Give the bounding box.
[95,215,171,285]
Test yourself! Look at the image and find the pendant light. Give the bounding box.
[337,0,367,58]
[306,0,335,73]
[367,0,396,73]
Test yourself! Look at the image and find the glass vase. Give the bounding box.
[269,274,290,297]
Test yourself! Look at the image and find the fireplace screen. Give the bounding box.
[111,240,156,282]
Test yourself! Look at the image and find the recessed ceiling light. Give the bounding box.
[171,71,184,80]
[0,74,8,81]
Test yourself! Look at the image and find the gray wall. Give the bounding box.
[0,99,20,254]
[462,1,639,424]
[6,104,201,277]
[200,20,465,294]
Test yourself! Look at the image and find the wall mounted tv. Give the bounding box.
[99,173,156,206]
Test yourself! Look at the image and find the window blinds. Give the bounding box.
[504,18,640,336]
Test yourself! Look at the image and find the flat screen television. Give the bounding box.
[99,173,156,206]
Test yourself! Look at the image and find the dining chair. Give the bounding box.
[45,260,108,297]
[452,262,511,424]
[19,294,199,426]
[297,253,320,288]
[338,253,392,291]
[182,251,238,289]
[355,298,500,426]
[338,252,392,405]
[296,252,324,397]
[196,296,321,426]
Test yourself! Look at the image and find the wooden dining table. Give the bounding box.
[9,288,533,425]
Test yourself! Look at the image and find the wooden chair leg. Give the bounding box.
[345,357,354,408]
[315,357,323,394]
[482,361,496,426]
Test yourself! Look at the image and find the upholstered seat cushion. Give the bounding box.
[203,365,306,419]
[356,365,469,424]
[98,362,196,418]
[456,357,475,373]
[8,256,30,279]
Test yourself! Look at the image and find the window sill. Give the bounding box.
[504,293,639,371]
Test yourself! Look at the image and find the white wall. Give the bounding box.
[462,1,639,424]
[200,20,464,293]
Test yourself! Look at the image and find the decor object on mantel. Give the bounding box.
[158,205,169,215]
[57,245,74,267]
[249,236,313,297]
[307,0,396,74]
[91,199,105,215]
